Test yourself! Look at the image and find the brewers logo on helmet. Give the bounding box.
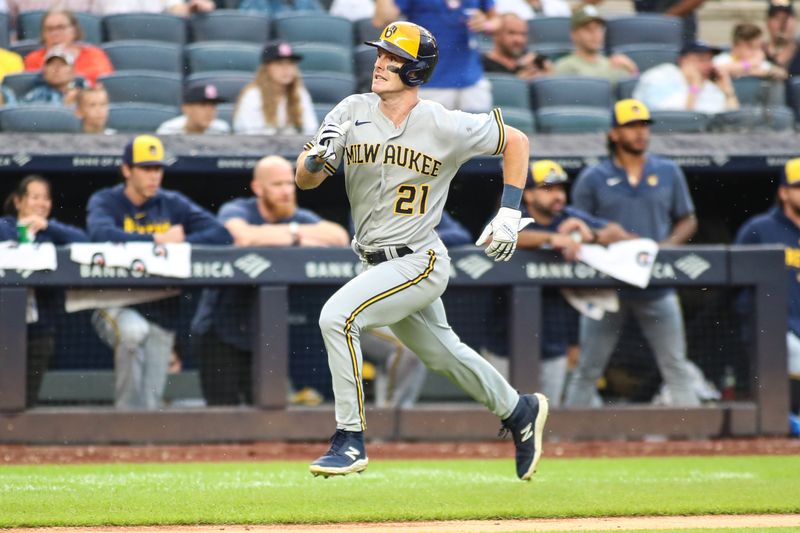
[365,21,439,87]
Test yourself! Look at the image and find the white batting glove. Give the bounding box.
[475,207,534,262]
[310,121,351,162]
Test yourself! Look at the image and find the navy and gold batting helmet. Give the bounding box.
[365,21,439,87]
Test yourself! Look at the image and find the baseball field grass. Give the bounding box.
[1,455,799,528]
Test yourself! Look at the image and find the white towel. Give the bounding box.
[577,238,659,289]
[70,242,191,278]
[0,242,57,271]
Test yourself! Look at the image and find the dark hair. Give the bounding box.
[41,9,85,44]
[3,175,51,216]
[732,23,762,45]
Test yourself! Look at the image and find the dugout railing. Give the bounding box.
[0,245,789,443]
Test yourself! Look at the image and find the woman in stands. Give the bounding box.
[1,175,87,408]
[23,8,113,86]
[233,41,319,135]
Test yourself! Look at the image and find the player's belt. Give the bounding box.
[359,245,413,265]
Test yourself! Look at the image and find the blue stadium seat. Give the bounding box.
[353,44,376,93]
[107,103,181,133]
[189,9,270,43]
[185,71,253,102]
[0,12,9,48]
[294,43,353,75]
[98,71,182,106]
[486,74,529,109]
[18,10,103,44]
[1,72,39,100]
[529,76,612,110]
[103,13,187,44]
[612,44,680,72]
[101,40,183,73]
[353,17,381,45]
[649,110,710,133]
[303,72,356,105]
[314,102,336,123]
[531,43,574,62]
[789,77,800,121]
[0,105,81,132]
[528,16,571,46]
[500,107,536,134]
[273,13,354,46]
[185,41,260,73]
[605,14,682,51]
[616,77,638,100]
[216,102,235,126]
[732,76,773,107]
[535,107,611,133]
[709,106,795,132]
[10,39,41,58]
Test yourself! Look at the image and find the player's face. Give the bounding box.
[123,165,164,202]
[182,102,217,132]
[254,162,296,217]
[77,90,109,129]
[497,16,528,58]
[15,181,52,219]
[611,122,650,156]
[372,48,407,94]
[780,186,800,217]
[571,21,605,54]
[266,59,299,86]
[526,184,566,219]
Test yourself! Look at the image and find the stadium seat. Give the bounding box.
[0,12,9,48]
[185,71,253,102]
[605,14,682,51]
[107,103,181,133]
[529,76,612,110]
[499,107,536,134]
[294,43,353,75]
[98,70,182,107]
[353,44,376,93]
[354,17,381,44]
[216,102,235,126]
[0,105,81,132]
[709,106,795,132]
[528,16,571,46]
[273,13,354,47]
[612,44,680,72]
[103,13,187,44]
[303,72,357,105]
[101,40,183,73]
[314,102,336,123]
[649,110,710,133]
[184,41,260,73]
[616,77,638,100]
[17,10,103,44]
[732,76,772,107]
[1,72,39,100]
[789,77,800,121]
[487,74,529,109]
[10,39,41,58]
[535,106,611,133]
[189,10,270,43]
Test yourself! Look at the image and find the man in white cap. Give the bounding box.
[157,82,231,135]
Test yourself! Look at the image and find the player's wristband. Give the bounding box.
[304,154,325,173]
[500,183,523,209]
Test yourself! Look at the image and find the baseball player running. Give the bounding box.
[296,21,548,480]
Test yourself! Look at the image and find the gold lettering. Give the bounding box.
[786,248,800,269]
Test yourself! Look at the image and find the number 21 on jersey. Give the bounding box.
[394,184,430,216]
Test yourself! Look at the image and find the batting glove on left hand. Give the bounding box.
[310,121,351,162]
[475,207,534,262]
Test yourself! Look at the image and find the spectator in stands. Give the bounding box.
[517,160,630,405]
[238,0,323,14]
[554,5,638,83]
[765,0,800,78]
[157,82,230,135]
[86,135,232,410]
[633,40,740,114]
[74,86,114,134]
[22,46,85,105]
[584,0,705,46]
[6,0,92,17]
[482,13,553,80]
[374,0,498,113]
[1,175,88,407]
[494,0,570,18]
[714,23,787,82]
[233,41,318,135]
[191,155,349,406]
[734,158,800,425]
[91,0,215,16]
[564,99,701,408]
[329,0,374,20]
[0,47,23,83]
[24,9,113,87]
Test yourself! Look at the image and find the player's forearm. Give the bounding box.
[299,222,350,247]
[663,214,697,245]
[295,151,329,190]
[501,127,530,190]
[517,231,554,249]
[595,222,632,245]
[230,223,293,247]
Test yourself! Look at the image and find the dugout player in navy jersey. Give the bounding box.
[735,158,800,421]
[86,135,232,410]
[191,155,349,406]
[564,99,701,408]
[517,160,630,405]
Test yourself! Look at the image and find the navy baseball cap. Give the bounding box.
[261,41,302,64]
[680,40,722,56]
[183,82,224,104]
[769,0,795,16]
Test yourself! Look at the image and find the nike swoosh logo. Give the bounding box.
[606,178,622,186]
[355,120,371,126]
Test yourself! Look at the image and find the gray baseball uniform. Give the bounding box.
[305,93,519,431]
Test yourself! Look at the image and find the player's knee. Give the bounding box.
[117,321,149,347]
[318,302,346,334]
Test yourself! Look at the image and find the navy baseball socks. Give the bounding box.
[309,429,369,477]
[500,393,549,481]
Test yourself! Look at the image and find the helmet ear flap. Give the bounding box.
[400,60,427,87]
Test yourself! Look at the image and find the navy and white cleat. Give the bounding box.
[500,393,549,481]
[309,429,369,478]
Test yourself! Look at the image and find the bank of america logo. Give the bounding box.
[234,254,271,279]
[674,254,710,280]
[456,254,493,280]
[13,153,31,166]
